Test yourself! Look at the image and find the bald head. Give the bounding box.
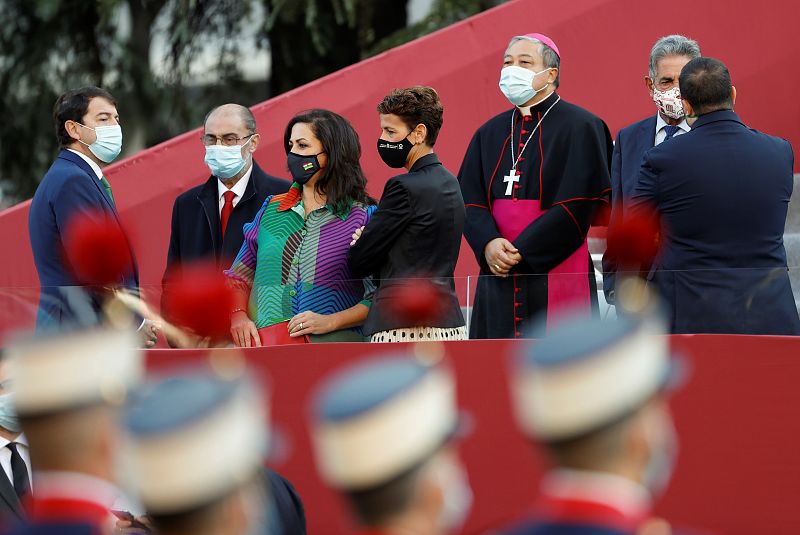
[204,104,256,135]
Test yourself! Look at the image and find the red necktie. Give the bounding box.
[220,190,236,240]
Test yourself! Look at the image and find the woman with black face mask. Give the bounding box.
[225,109,376,347]
[347,87,467,342]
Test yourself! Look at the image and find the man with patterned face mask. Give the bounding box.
[161,104,288,345]
[602,35,700,305]
[459,33,613,339]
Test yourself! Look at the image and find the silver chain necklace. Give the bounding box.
[510,94,561,171]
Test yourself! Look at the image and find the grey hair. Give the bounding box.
[648,35,701,79]
[507,35,560,88]
[204,104,257,135]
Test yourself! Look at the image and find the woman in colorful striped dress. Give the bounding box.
[226,109,375,347]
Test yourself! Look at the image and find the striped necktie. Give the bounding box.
[99,176,115,207]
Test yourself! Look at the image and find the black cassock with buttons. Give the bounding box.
[458,92,612,339]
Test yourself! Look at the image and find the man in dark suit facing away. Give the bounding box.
[602,35,701,304]
[161,104,288,342]
[630,57,800,334]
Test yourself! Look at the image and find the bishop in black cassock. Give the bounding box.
[459,33,612,339]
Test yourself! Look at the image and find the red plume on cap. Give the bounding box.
[606,206,661,268]
[384,278,446,327]
[62,211,133,287]
[162,262,236,340]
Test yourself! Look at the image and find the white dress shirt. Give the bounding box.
[654,114,690,146]
[217,164,253,215]
[0,435,32,492]
[66,148,103,180]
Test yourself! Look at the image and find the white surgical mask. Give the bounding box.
[652,86,685,120]
[78,123,123,163]
[204,138,252,179]
[499,65,552,106]
[0,394,20,433]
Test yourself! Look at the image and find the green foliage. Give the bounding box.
[0,0,501,206]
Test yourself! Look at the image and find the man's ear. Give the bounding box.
[547,67,559,85]
[249,133,260,153]
[65,120,82,142]
[645,76,655,96]
[730,85,737,107]
[682,99,695,118]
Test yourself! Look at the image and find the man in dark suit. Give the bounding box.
[28,87,158,344]
[602,35,700,304]
[631,57,800,334]
[0,363,28,529]
[161,104,288,340]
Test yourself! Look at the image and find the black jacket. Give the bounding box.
[162,161,288,319]
[264,468,307,535]
[0,468,24,529]
[348,153,466,335]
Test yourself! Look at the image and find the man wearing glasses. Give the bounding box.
[161,104,288,345]
[602,35,700,306]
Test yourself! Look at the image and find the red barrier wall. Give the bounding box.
[148,335,800,535]
[1,0,799,339]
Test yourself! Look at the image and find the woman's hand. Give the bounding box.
[350,226,364,246]
[288,311,337,337]
[230,310,261,347]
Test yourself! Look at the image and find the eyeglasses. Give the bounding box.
[201,133,255,147]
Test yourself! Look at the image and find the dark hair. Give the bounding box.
[345,462,424,526]
[283,109,374,215]
[679,57,733,115]
[377,86,444,146]
[53,86,117,148]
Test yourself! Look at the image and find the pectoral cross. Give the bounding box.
[503,169,520,196]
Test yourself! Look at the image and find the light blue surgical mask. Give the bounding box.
[0,394,21,433]
[204,137,253,179]
[499,65,552,106]
[78,123,123,163]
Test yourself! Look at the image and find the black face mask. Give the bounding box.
[377,135,413,169]
[287,151,323,185]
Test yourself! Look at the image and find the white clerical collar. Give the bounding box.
[67,148,103,180]
[655,114,690,135]
[217,162,253,203]
[517,91,558,117]
[540,468,653,519]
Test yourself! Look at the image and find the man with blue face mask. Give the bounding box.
[458,34,613,339]
[161,104,288,346]
[28,87,157,345]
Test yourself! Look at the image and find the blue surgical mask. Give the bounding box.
[499,65,552,106]
[0,394,21,433]
[78,123,123,163]
[205,138,252,179]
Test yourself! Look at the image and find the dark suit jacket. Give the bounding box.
[602,116,657,302]
[264,468,306,535]
[161,162,288,320]
[0,469,24,529]
[630,110,800,334]
[29,150,138,331]
[348,153,466,335]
